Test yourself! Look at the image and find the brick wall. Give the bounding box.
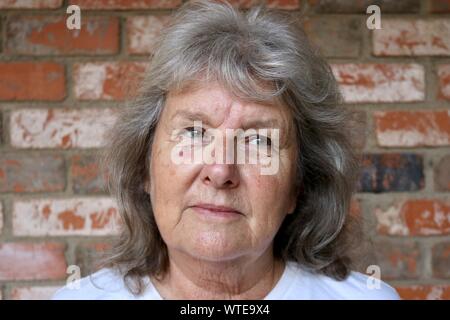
[0,0,449,300]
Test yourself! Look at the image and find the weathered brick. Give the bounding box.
[0,242,67,281]
[0,62,65,101]
[375,199,450,236]
[71,0,299,10]
[307,0,420,13]
[434,154,450,191]
[432,242,450,278]
[10,108,117,149]
[374,111,450,147]
[396,285,450,300]
[226,0,300,9]
[10,286,60,300]
[126,15,171,55]
[350,198,361,217]
[6,16,119,55]
[0,202,3,235]
[74,62,148,100]
[357,153,424,193]
[13,197,120,236]
[71,154,108,194]
[0,0,63,8]
[76,242,111,276]
[303,16,361,58]
[430,0,450,13]
[372,240,420,280]
[0,17,2,54]
[0,154,65,192]
[373,19,450,56]
[70,0,182,9]
[438,64,450,100]
[349,110,367,150]
[332,64,425,103]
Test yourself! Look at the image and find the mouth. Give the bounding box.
[189,203,243,219]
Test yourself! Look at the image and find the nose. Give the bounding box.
[200,163,240,189]
[199,127,241,189]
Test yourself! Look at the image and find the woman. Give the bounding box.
[53,0,399,300]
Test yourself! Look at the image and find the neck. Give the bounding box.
[151,248,285,299]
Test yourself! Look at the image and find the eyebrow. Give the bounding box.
[170,110,212,125]
[170,110,283,129]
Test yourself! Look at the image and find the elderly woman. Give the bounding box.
[53,0,399,300]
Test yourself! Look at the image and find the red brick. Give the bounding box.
[70,0,182,9]
[396,285,450,300]
[0,112,3,144]
[434,154,450,191]
[6,16,119,55]
[73,62,148,100]
[375,199,450,236]
[303,16,361,58]
[332,64,425,103]
[0,202,3,235]
[430,0,450,13]
[10,108,117,149]
[432,242,450,278]
[13,197,121,236]
[372,240,420,280]
[350,198,361,217]
[0,242,67,281]
[72,0,300,10]
[76,242,112,276]
[10,286,60,300]
[71,154,108,194]
[226,0,300,9]
[0,18,3,54]
[349,111,367,150]
[127,15,171,55]
[373,19,450,56]
[374,111,450,147]
[0,62,65,101]
[0,154,65,192]
[307,0,420,13]
[0,0,62,8]
[438,64,450,100]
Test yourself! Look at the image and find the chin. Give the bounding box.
[185,235,247,262]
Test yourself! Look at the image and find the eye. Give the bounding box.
[246,134,272,147]
[183,126,205,140]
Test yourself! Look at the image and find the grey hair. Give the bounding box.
[99,0,362,295]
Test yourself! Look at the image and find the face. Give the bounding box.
[147,82,298,262]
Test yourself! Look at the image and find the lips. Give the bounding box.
[190,203,243,218]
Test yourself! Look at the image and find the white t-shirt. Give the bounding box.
[52,261,400,300]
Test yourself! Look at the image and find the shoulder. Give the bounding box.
[51,268,138,300]
[285,262,400,300]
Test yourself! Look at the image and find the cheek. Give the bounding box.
[150,145,175,198]
[150,144,183,228]
[150,143,201,229]
[249,175,283,211]
[243,156,295,222]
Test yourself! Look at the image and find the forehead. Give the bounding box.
[164,82,291,128]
